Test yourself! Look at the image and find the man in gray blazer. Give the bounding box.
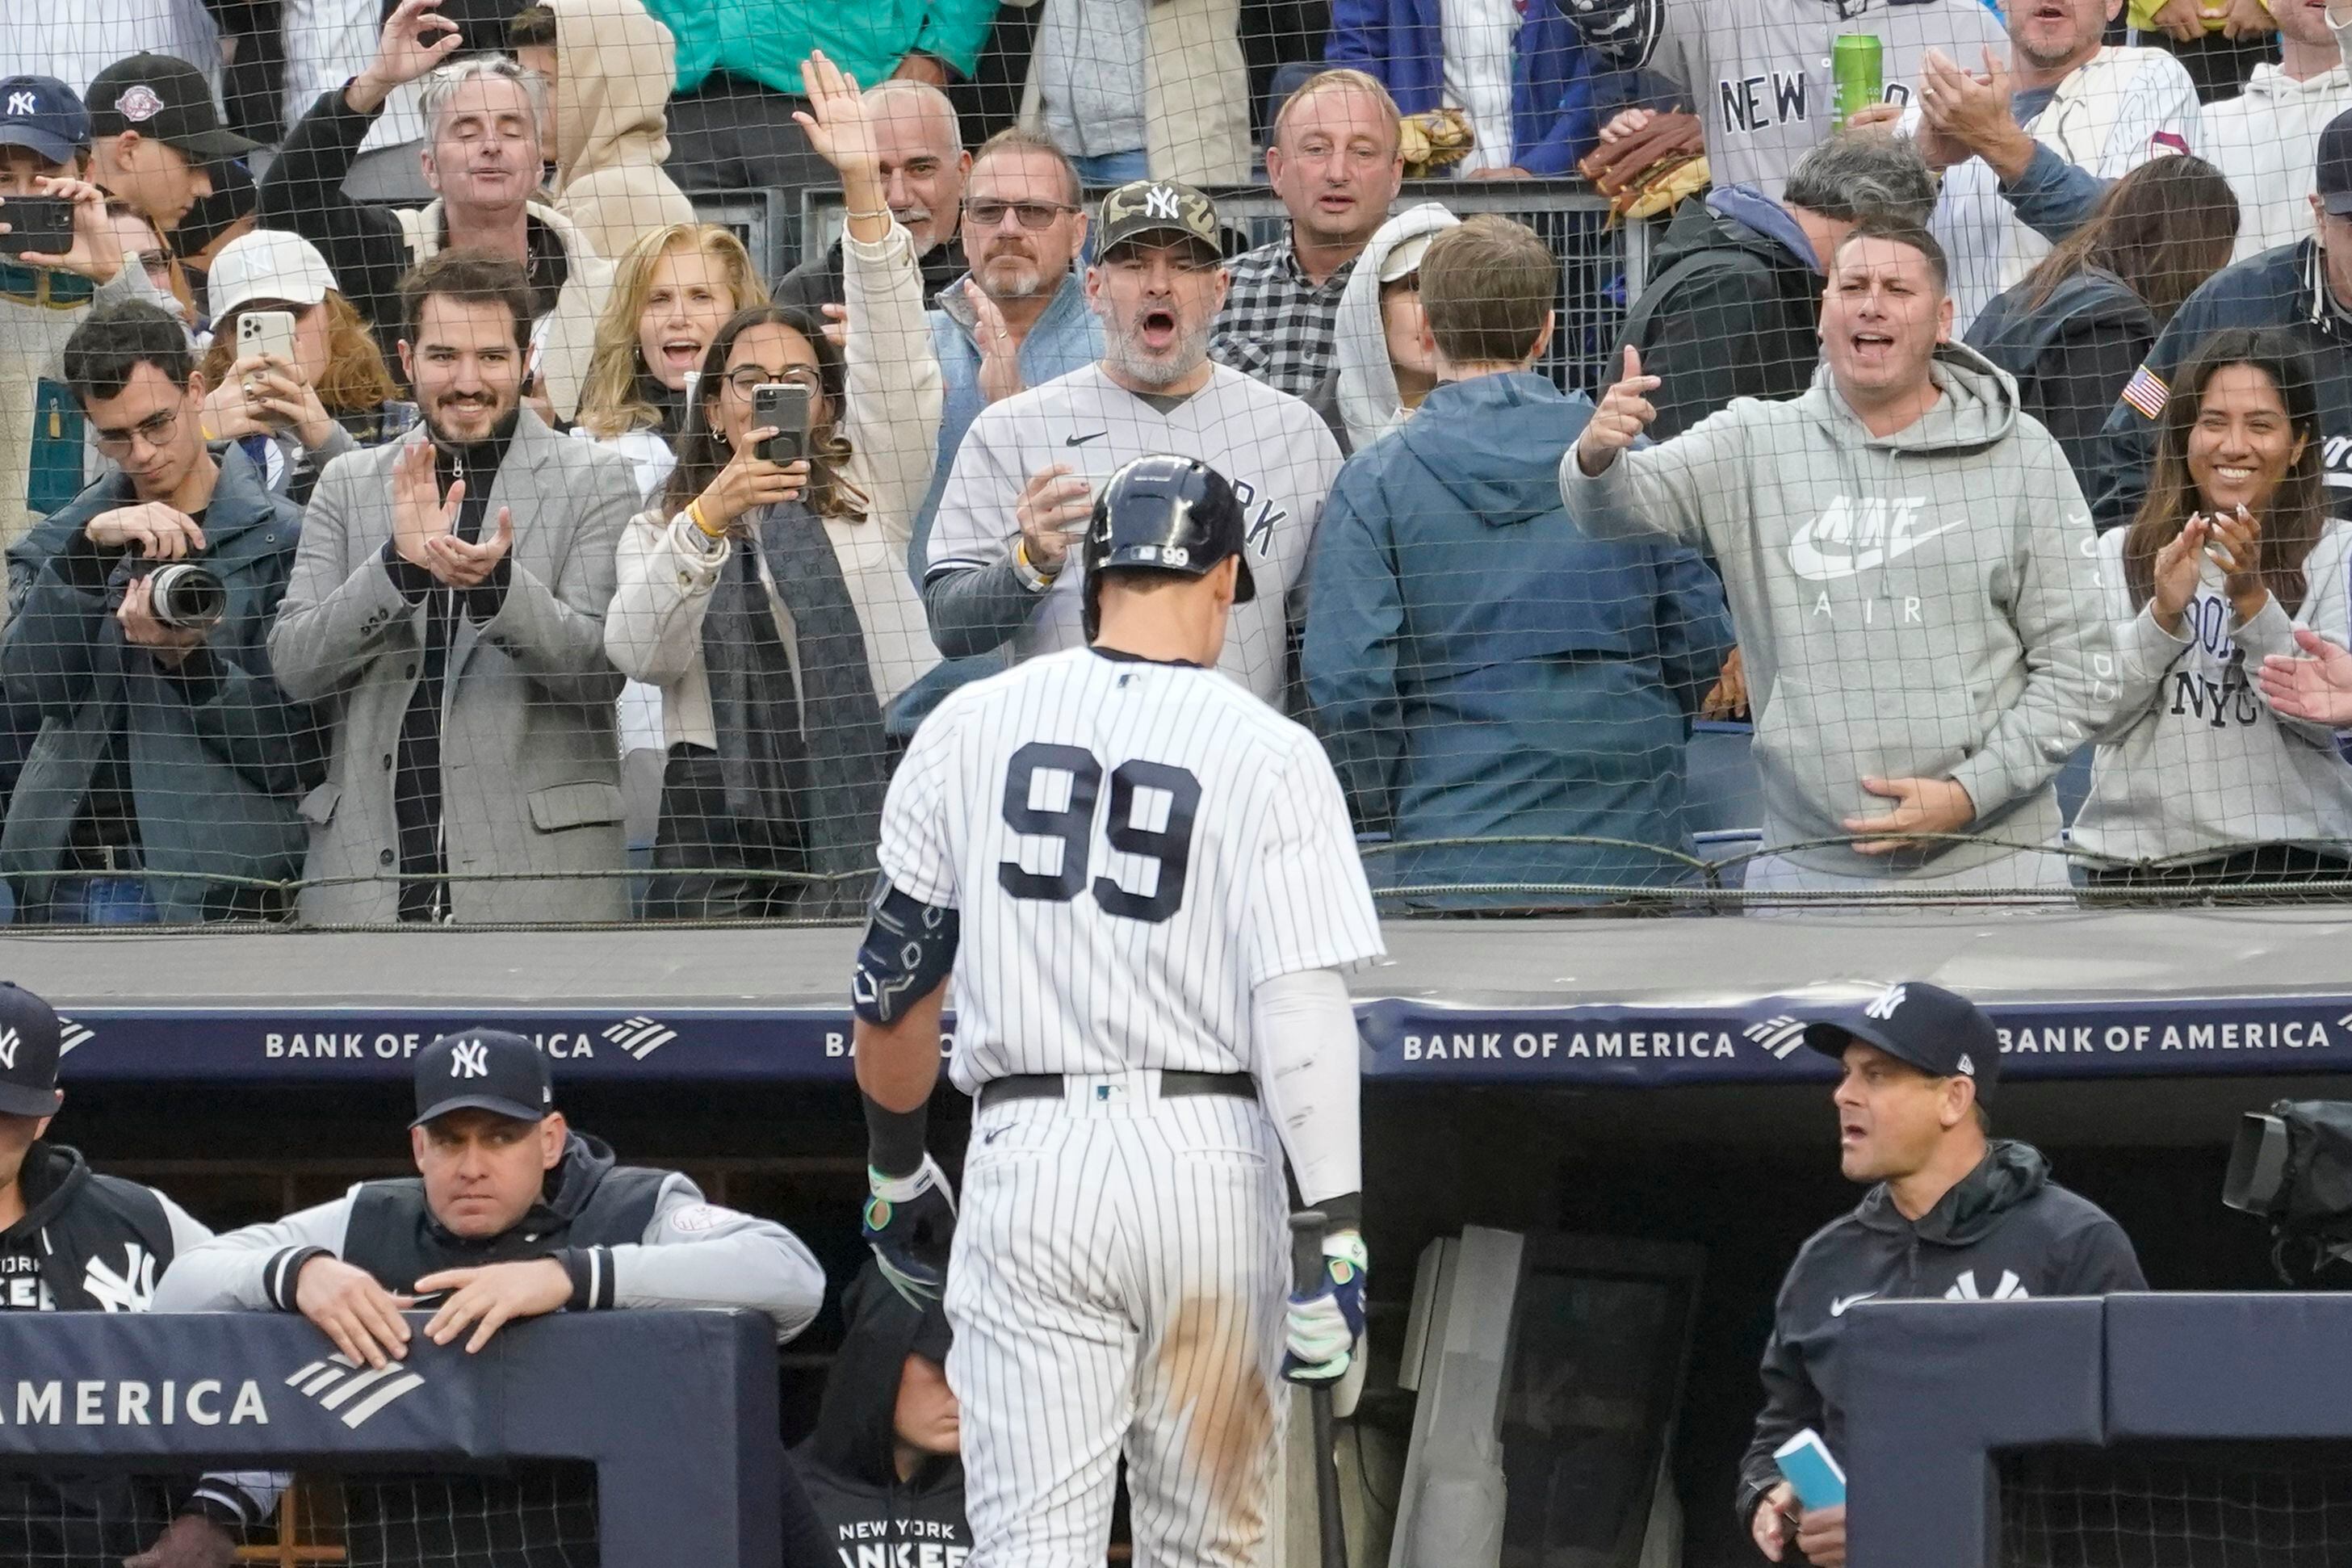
[270,252,637,924]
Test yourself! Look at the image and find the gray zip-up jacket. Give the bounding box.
[154,1147,825,1343]
[1562,342,2165,877]
[2073,524,2352,866]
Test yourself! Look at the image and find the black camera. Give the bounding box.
[2223,1101,2352,1282]
[106,558,227,632]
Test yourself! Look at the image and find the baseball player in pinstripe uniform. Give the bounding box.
[850,452,1383,1568]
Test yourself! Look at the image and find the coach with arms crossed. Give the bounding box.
[1742,981,2144,1566]
[158,1029,832,1566]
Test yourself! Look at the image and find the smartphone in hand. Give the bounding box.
[0,195,75,258]
[752,382,814,466]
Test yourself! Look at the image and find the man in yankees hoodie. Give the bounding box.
[1738,981,2144,1567]
[157,1028,831,1567]
[0,979,267,1566]
[794,1261,970,1566]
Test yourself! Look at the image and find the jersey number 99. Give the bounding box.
[997,741,1202,924]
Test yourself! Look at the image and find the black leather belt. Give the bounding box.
[979,1071,1256,1109]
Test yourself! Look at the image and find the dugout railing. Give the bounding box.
[0,1309,785,1568]
[1842,1293,2352,1568]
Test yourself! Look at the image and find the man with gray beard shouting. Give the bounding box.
[923,179,1343,706]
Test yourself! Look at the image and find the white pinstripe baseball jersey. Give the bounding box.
[877,645,1386,1092]
[925,363,1344,702]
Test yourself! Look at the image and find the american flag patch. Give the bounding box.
[2121,365,2169,421]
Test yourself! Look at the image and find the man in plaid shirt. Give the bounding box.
[1209,69,1403,398]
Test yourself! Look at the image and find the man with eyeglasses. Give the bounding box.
[0,299,317,924]
[1207,69,1405,400]
[925,178,1343,705]
[888,127,1105,732]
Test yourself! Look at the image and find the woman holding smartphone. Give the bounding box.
[2073,327,2352,892]
[602,54,942,920]
[195,228,412,505]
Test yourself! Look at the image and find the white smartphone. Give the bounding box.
[237,308,296,392]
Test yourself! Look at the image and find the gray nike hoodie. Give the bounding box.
[1562,342,2170,877]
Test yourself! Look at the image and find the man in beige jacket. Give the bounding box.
[1012,0,1252,186]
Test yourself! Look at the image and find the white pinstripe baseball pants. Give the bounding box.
[946,1073,1289,1568]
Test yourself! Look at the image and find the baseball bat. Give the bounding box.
[1289,1210,1348,1568]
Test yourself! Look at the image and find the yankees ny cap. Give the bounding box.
[0,77,90,166]
[86,54,259,162]
[412,1029,554,1127]
[0,982,64,1119]
[1802,980,2000,1102]
[1096,179,1222,261]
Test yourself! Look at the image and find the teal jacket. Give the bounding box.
[643,0,996,94]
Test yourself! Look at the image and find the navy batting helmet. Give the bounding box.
[1080,455,1255,642]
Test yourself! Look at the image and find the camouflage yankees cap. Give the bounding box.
[1096,179,1222,259]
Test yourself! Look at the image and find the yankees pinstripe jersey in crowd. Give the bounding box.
[876,643,1384,1566]
[924,364,1344,703]
[1562,0,2006,198]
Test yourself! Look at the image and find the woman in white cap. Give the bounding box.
[1309,200,1459,456]
[194,226,413,504]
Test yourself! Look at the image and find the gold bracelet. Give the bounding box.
[687,499,726,539]
[845,207,892,224]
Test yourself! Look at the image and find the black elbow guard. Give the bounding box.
[851,883,960,1025]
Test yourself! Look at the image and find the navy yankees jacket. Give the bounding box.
[1736,1140,2146,1530]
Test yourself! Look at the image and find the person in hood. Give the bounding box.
[1620,133,1937,445]
[1305,216,1732,907]
[1968,155,2237,494]
[1566,213,2164,899]
[795,1262,969,1564]
[1740,979,2144,1568]
[505,0,698,269]
[157,1027,829,1568]
[0,979,272,1566]
[2199,0,2352,263]
[1307,200,1455,456]
[258,2,614,422]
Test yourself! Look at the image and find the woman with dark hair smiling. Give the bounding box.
[2075,327,2352,891]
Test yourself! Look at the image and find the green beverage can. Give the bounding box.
[1834,33,1884,131]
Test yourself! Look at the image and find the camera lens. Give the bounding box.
[147,564,227,631]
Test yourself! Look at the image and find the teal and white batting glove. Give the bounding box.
[862,1154,958,1307]
[1282,1230,1368,1386]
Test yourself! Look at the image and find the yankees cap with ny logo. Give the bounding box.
[1801,979,2001,1101]
[0,981,64,1118]
[1096,179,1223,260]
[411,1029,554,1127]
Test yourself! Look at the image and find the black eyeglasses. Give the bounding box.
[90,405,182,457]
[964,199,1080,232]
[723,366,822,399]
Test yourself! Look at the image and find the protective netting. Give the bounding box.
[0,1465,598,1566]
[0,2,2344,924]
[2001,1442,2352,1568]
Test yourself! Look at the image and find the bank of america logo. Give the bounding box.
[602,1016,677,1060]
[1744,1017,1809,1061]
[56,1017,94,1054]
[287,1354,426,1428]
